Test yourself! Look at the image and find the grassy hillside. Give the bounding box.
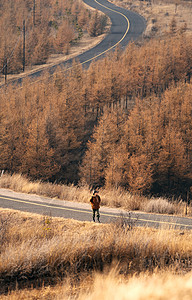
[3,271,192,299]
[0,208,192,298]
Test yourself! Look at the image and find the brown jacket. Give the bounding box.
[90,195,101,209]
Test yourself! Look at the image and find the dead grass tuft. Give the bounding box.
[144,197,175,214]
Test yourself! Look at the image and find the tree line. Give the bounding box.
[0,0,107,75]
[0,32,192,196]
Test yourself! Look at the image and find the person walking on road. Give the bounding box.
[90,190,101,223]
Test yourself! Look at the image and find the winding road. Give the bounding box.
[2,0,146,85]
[54,0,146,69]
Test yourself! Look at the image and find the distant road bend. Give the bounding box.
[1,0,146,86]
[41,0,146,70]
[66,0,147,67]
[0,190,192,230]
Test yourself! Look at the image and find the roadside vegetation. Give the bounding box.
[0,208,192,298]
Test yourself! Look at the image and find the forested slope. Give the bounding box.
[0,32,192,196]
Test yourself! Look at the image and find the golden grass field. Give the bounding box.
[2,270,192,299]
[0,208,192,299]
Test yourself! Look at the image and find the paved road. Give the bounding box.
[49,0,146,69]
[0,189,192,230]
[2,0,146,86]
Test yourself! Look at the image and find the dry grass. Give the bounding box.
[0,208,192,296]
[77,270,192,300]
[0,173,189,216]
[70,270,192,300]
[2,270,192,299]
[144,197,176,214]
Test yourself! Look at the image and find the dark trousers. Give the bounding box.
[92,209,100,222]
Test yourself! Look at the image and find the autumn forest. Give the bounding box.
[0,0,192,199]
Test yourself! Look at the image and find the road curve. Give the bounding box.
[45,0,146,73]
[76,0,146,63]
[0,189,192,230]
[2,0,146,86]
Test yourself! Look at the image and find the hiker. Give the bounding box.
[90,190,101,223]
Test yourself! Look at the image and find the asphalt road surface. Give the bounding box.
[0,189,192,230]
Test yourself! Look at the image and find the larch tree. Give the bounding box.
[127,154,153,194]
[53,20,75,54]
[21,115,59,180]
[87,10,106,37]
[104,143,129,189]
[156,127,188,191]
[48,66,86,182]
[0,88,30,173]
[80,109,126,187]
